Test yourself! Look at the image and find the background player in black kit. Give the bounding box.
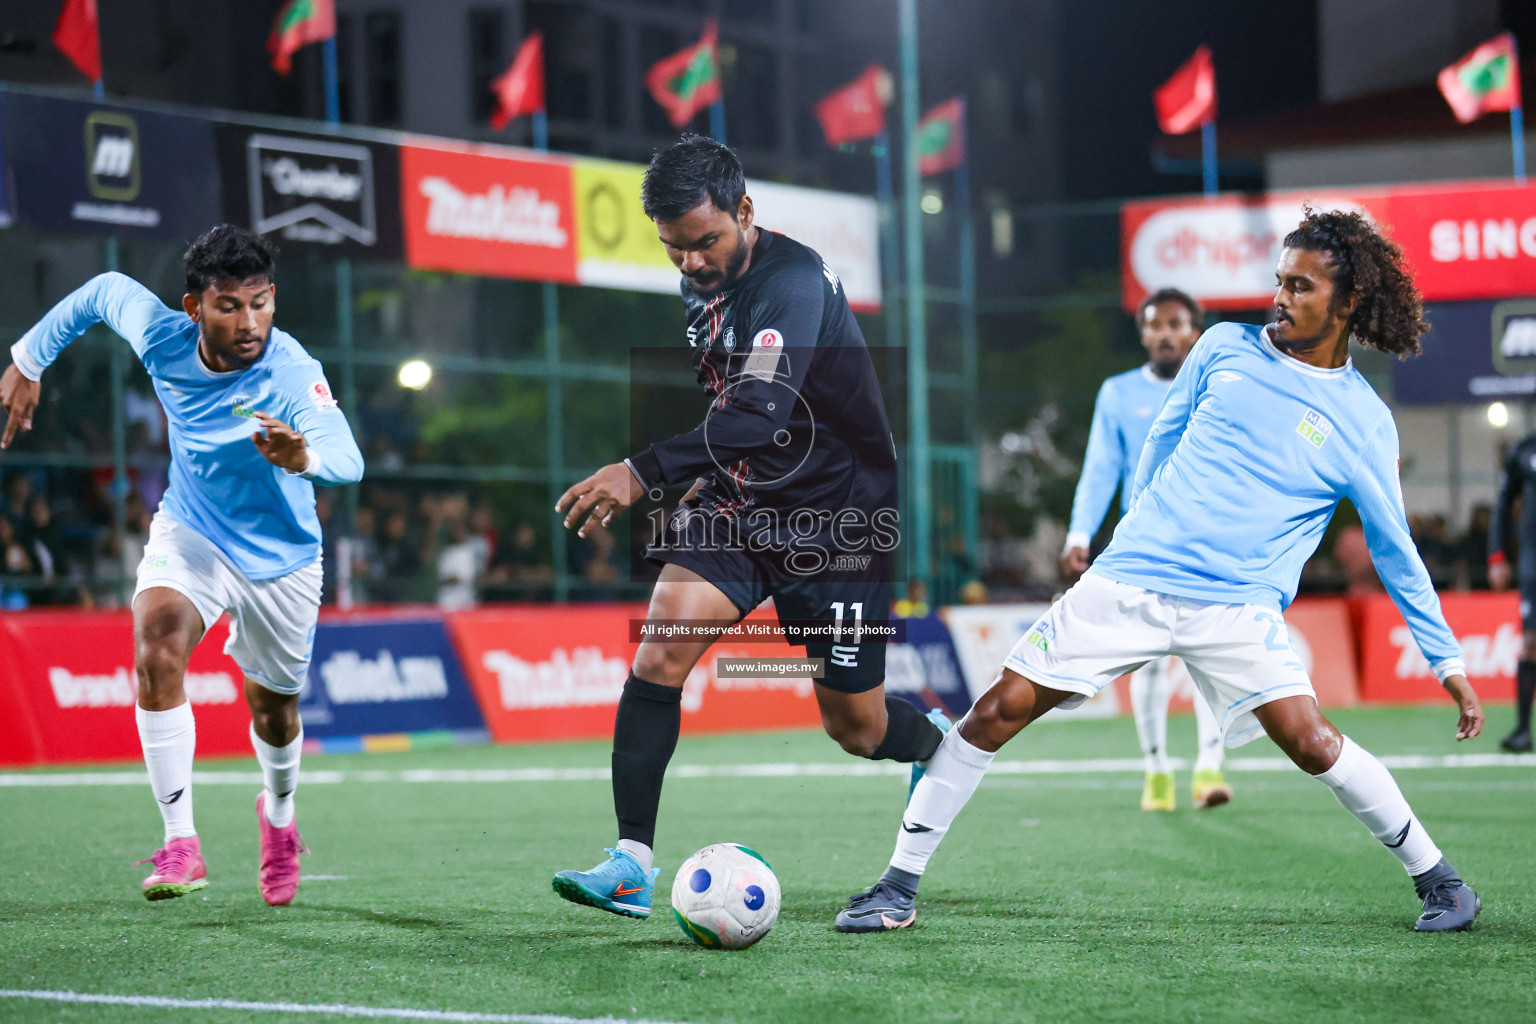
[1489,431,1536,752]
[550,135,947,919]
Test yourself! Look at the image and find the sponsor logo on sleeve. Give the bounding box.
[742,329,784,382]
[309,381,339,410]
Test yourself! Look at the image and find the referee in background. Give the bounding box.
[1488,431,1536,752]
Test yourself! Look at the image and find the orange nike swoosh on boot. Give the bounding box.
[613,882,646,896]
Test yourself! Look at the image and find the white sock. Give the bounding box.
[1192,687,1225,773]
[137,702,197,842]
[889,723,996,876]
[1130,660,1173,774]
[250,724,303,828]
[616,839,654,874]
[1317,735,1443,876]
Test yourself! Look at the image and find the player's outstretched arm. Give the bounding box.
[556,462,645,538]
[1441,673,1484,741]
[251,410,363,485]
[0,363,41,449]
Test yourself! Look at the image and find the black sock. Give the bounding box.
[612,673,682,849]
[868,698,944,762]
[1517,660,1536,733]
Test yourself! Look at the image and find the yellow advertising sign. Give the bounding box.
[572,159,679,293]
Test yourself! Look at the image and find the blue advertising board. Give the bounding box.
[301,616,487,743]
[1393,299,1536,404]
[0,87,219,240]
[885,613,970,717]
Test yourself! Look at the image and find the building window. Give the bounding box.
[336,14,355,123]
[468,9,506,125]
[364,11,403,127]
[725,44,778,150]
[526,2,594,121]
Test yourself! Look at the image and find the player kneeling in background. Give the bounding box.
[1,226,363,905]
[837,210,1484,935]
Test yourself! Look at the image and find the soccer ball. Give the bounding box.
[670,843,781,949]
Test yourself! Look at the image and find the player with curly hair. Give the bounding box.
[836,209,1487,935]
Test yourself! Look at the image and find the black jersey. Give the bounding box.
[627,229,898,551]
[1490,433,1536,564]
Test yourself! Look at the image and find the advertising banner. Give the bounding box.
[446,604,823,744]
[1390,299,1536,404]
[0,89,219,240]
[884,613,970,717]
[573,158,678,293]
[1122,179,1536,312]
[400,140,578,283]
[301,614,486,739]
[215,124,403,260]
[750,180,881,312]
[1357,591,1519,703]
[0,611,251,765]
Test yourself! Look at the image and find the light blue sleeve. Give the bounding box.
[270,360,364,487]
[1066,379,1124,546]
[9,273,175,379]
[1130,332,1212,502]
[1346,418,1465,678]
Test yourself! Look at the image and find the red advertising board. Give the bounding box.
[400,141,578,283]
[1357,591,1519,704]
[446,604,824,744]
[1122,179,1536,312]
[0,611,254,765]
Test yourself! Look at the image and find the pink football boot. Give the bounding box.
[256,792,308,906]
[135,836,209,901]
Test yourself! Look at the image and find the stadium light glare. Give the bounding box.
[398,359,433,390]
[920,188,944,215]
[1488,401,1510,428]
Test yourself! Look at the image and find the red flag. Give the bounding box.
[490,33,545,130]
[1438,33,1521,124]
[268,0,336,76]
[1155,45,1216,135]
[814,65,894,148]
[52,0,101,83]
[645,21,722,129]
[917,97,966,176]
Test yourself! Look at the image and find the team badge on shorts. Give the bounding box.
[1022,619,1055,654]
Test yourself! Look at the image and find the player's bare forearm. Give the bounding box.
[251,411,310,474]
[0,364,41,449]
[1442,673,1483,741]
[556,462,644,538]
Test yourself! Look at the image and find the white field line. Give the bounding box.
[0,989,693,1024]
[0,753,1528,788]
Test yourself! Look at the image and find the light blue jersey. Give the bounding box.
[10,272,363,580]
[1065,364,1172,550]
[1090,322,1463,677]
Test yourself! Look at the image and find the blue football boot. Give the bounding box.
[552,847,660,919]
[909,708,953,801]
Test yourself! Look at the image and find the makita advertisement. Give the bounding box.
[215,124,403,260]
[1122,179,1536,311]
[300,614,486,739]
[1357,591,1519,703]
[0,89,219,239]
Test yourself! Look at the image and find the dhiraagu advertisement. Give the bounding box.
[572,158,679,294]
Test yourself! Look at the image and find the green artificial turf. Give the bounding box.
[0,705,1531,1024]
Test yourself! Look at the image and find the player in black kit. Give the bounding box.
[550,135,947,919]
[1489,432,1536,752]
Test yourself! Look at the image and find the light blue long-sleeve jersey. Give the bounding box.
[10,272,363,580]
[1090,322,1464,678]
[1065,364,1172,548]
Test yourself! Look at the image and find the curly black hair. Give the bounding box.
[1282,208,1426,359]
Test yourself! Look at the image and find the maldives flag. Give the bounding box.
[268,0,336,76]
[1438,33,1521,124]
[490,33,545,130]
[646,21,722,129]
[917,96,966,176]
[1155,45,1216,135]
[815,65,894,147]
[52,0,101,83]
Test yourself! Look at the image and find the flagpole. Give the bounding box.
[899,0,930,592]
[1514,104,1528,184]
[955,123,980,568]
[709,100,727,146]
[323,36,340,123]
[532,108,549,151]
[527,106,569,601]
[1201,118,1217,196]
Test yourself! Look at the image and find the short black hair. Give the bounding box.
[640,133,746,222]
[1138,287,1202,324]
[183,224,277,295]
[1283,208,1426,359]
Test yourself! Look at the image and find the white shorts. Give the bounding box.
[134,513,322,695]
[1003,573,1316,747]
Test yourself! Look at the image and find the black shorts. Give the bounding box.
[648,535,892,695]
[1520,552,1536,630]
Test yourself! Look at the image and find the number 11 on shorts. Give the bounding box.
[830,601,863,643]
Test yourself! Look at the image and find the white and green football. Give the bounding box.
[671,843,780,949]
